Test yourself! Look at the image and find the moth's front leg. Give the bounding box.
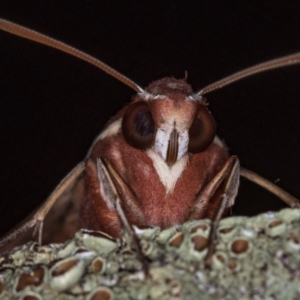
[84,157,149,274]
[188,156,240,267]
[188,156,239,220]
[82,158,146,237]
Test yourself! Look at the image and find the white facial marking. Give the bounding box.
[177,130,189,160]
[154,128,171,160]
[147,150,188,193]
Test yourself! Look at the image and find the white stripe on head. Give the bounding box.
[177,130,189,160]
[138,91,166,101]
[147,149,188,193]
[139,92,202,102]
[154,128,171,161]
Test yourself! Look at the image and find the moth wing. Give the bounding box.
[40,163,85,244]
[0,162,85,253]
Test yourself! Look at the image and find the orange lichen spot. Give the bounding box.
[92,258,104,273]
[75,248,89,253]
[191,235,208,252]
[190,224,208,233]
[228,261,237,270]
[90,288,112,300]
[268,219,283,228]
[216,254,225,263]
[16,268,44,292]
[288,236,300,244]
[23,295,39,300]
[122,250,134,255]
[219,227,233,234]
[51,258,79,277]
[169,232,184,248]
[231,239,249,254]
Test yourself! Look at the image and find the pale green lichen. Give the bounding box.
[1,208,300,299]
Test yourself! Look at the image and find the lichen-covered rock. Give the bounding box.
[1,208,300,299]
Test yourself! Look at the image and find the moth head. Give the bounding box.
[122,77,216,166]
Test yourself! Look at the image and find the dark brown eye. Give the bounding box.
[188,104,216,153]
[122,101,155,149]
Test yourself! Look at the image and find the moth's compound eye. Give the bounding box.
[188,104,216,153]
[122,101,155,149]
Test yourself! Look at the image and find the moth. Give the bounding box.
[0,19,300,265]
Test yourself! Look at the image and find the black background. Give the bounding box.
[1,1,300,237]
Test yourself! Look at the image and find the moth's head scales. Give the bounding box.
[146,77,193,96]
[137,77,203,102]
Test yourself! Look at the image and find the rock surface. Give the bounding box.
[1,208,300,299]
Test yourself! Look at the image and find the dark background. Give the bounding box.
[1,1,300,237]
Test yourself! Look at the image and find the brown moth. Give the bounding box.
[0,19,299,265]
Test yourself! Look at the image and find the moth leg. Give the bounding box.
[240,167,300,208]
[188,156,239,220]
[205,158,239,268]
[188,156,240,268]
[99,159,146,226]
[97,157,148,276]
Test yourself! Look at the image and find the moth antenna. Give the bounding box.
[97,157,149,276]
[240,167,300,208]
[198,52,300,96]
[0,18,144,93]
